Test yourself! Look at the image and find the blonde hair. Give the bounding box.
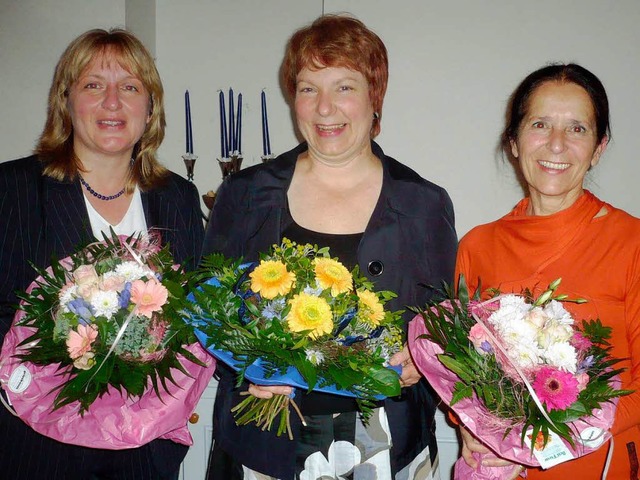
[35,28,168,191]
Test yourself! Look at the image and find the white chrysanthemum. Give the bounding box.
[497,316,539,346]
[90,290,120,319]
[506,337,541,369]
[544,300,574,325]
[488,295,529,329]
[59,285,78,309]
[305,348,325,366]
[114,261,150,282]
[543,342,578,372]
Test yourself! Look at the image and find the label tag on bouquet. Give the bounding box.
[527,428,575,469]
[8,365,31,394]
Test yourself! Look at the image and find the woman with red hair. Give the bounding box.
[202,14,457,480]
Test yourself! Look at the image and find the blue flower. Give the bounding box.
[262,298,286,320]
[68,298,93,324]
[118,282,132,308]
[480,340,494,354]
[577,355,595,374]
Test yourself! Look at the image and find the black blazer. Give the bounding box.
[0,155,204,479]
[203,142,458,478]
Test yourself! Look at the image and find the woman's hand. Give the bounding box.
[247,383,293,399]
[390,346,422,387]
[460,426,525,479]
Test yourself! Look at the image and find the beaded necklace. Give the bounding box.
[78,175,126,201]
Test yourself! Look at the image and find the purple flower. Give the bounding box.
[118,282,132,308]
[577,355,595,374]
[480,340,494,354]
[68,298,93,324]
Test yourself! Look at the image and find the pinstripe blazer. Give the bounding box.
[0,155,204,479]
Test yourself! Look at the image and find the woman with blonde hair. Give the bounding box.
[0,28,203,479]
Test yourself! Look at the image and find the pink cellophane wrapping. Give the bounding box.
[0,291,216,450]
[408,312,618,479]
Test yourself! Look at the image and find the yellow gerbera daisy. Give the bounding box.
[249,260,296,299]
[286,293,333,339]
[357,289,385,326]
[313,258,353,296]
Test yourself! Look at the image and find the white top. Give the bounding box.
[83,187,148,239]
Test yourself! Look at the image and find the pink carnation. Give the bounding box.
[66,324,98,360]
[532,366,579,411]
[571,331,593,351]
[130,279,168,318]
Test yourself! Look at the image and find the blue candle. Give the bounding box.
[264,92,271,156]
[185,90,193,154]
[236,93,242,154]
[229,88,235,153]
[261,90,267,156]
[219,90,227,158]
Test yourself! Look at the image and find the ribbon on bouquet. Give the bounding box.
[470,295,558,431]
[84,239,159,392]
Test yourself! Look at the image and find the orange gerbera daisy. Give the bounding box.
[357,289,385,326]
[250,260,296,299]
[313,258,352,296]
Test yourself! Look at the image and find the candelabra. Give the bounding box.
[217,153,243,178]
[182,153,197,182]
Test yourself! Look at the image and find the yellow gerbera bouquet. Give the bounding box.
[186,238,404,439]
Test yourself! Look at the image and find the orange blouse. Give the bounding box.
[456,191,640,480]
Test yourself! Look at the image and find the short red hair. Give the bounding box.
[282,14,388,138]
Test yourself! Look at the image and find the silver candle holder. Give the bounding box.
[182,153,198,181]
[217,153,243,178]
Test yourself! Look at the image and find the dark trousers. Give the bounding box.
[0,399,186,480]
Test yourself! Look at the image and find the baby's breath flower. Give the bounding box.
[305,348,325,365]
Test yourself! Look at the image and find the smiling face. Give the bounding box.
[511,81,607,213]
[294,66,374,165]
[67,50,151,163]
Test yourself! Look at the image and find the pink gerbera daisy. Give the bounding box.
[66,324,98,360]
[532,366,579,411]
[130,278,169,318]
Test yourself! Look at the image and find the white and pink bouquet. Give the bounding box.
[408,278,630,479]
[0,233,215,449]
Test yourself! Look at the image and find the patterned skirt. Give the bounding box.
[241,407,440,480]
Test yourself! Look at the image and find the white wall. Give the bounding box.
[0,0,126,159]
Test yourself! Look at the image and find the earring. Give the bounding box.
[373,112,380,120]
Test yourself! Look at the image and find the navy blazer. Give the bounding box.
[0,155,204,479]
[203,142,457,479]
